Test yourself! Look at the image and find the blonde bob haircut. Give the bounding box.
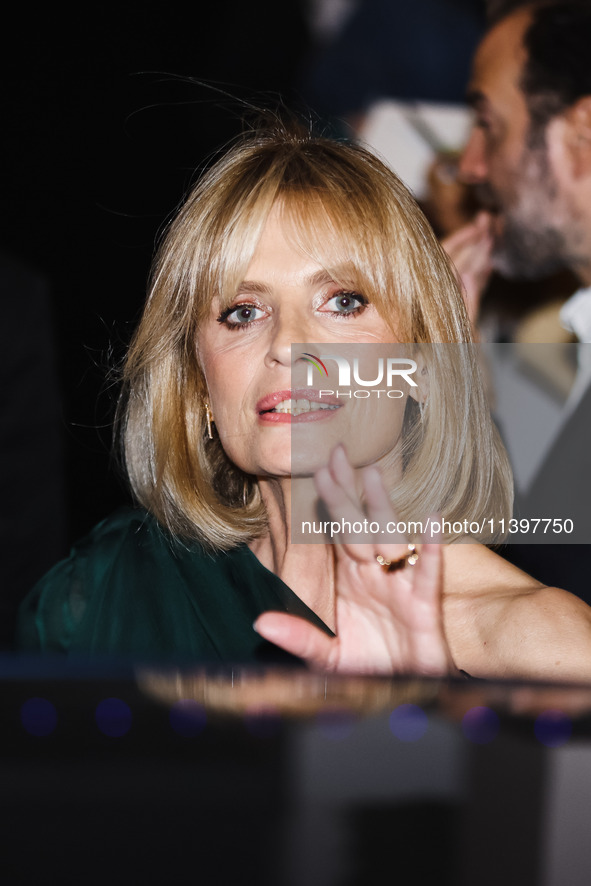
[120,120,512,550]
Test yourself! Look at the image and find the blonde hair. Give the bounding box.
[120,121,512,549]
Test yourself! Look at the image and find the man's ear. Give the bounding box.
[563,97,591,177]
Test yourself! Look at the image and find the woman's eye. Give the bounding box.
[323,292,367,316]
[217,303,266,328]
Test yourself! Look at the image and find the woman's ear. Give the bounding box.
[408,351,430,405]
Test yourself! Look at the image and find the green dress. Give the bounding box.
[17,508,332,661]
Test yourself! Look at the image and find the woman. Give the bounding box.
[19,123,591,680]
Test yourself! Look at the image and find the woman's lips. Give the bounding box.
[256,389,341,423]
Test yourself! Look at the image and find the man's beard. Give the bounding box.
[491,211,570,280]
[474,148,573,281]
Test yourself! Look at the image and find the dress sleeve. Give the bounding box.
[15,508,236,658]
[16,509,153,653]
[16,508,327,660]
[17,540,93,651]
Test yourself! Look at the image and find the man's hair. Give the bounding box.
[522,1,591,137]
[490,2,591,136]
[486,0,529,22]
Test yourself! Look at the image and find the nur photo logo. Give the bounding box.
[301,352,418,399]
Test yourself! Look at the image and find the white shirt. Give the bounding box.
[560,285,591,343]
[560,286,591,414]
[490,288,591,493]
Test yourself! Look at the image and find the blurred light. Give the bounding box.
[169,699,207,737]
[95,697,132,737]
[462,706,500,744]
[389,703,428,742]
[534,709,572,748]
[20,697,57,736]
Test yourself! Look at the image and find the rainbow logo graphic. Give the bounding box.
[301,353,329,377]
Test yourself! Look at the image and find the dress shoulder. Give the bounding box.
[16,508,326,661]
[17,508,221,655]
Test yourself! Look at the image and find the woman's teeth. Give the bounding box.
[270,398,338,415]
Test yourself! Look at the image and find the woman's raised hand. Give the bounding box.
[254,446,457,676]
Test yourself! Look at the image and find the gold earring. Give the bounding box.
[205,403,214,440]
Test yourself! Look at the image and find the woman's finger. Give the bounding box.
[315,466,366,533]
[327,445,362,507]
[410,540,443,604]
[361,464,408,546]
[315,451,375,556]
[254,612,337,671]
[316,448,411,563]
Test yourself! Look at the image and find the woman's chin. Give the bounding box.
[254,453,329,480]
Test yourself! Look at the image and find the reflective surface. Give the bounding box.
[1,659,591,884]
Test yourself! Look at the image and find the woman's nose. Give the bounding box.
[458,128,488,184]
[264,309,312,368]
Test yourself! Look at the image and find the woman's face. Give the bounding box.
[197,205,417,478]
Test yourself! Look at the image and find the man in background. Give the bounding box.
[447,0,591,600]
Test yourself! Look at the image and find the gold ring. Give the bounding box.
[376,544,418,572]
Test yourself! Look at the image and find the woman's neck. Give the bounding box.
[248,476,336,630]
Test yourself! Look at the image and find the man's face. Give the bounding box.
[459,9,576,279]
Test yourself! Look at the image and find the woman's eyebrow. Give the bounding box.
[235,270,340,294]
[307,269,339,287]
[234,280,271,295]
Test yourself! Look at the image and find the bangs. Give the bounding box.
[194,176,281,319]
[184,132,466,344]
[211,185,406,341]
[277,191,400,333]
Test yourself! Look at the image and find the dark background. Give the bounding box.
[1,2,314,544]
